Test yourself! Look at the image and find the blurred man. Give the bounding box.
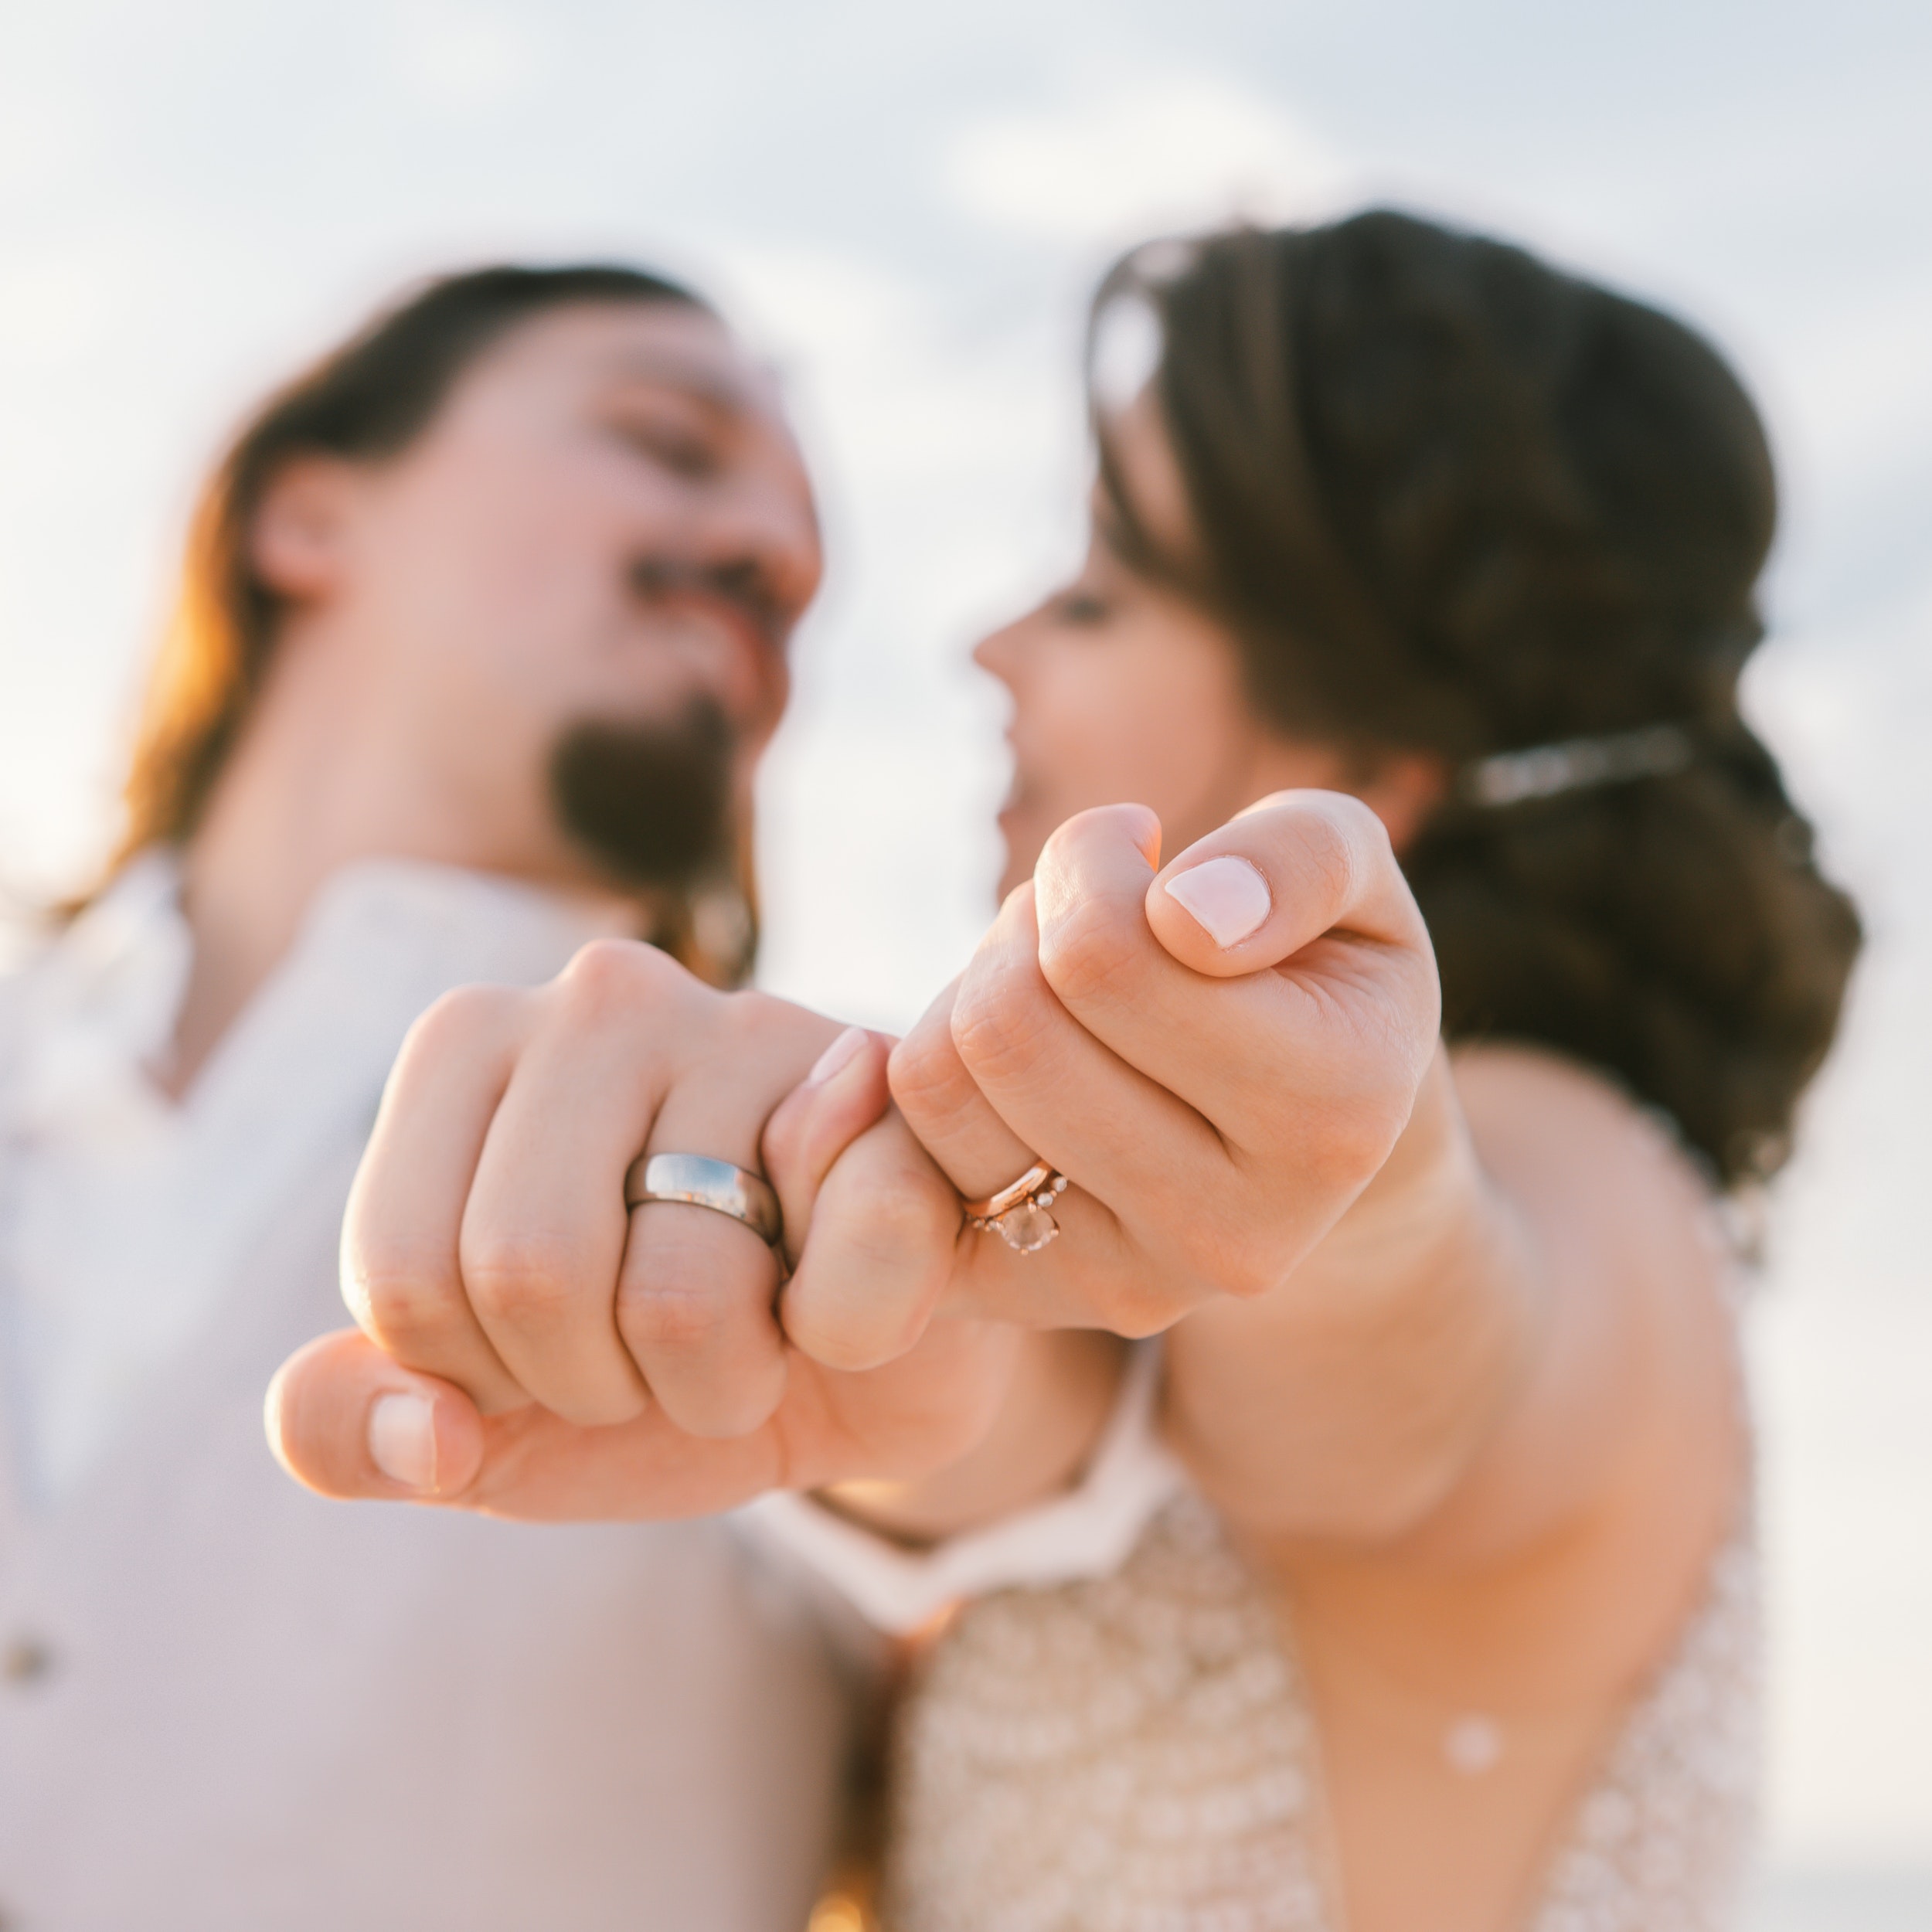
[0,266,856,1928]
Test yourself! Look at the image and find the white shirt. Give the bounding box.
[4,853,605,1500]
[0,855,867,1931]
[0,852,1176,1928]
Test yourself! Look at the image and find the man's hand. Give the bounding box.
[267,940,1012,1517]
[268,789,1444,1526]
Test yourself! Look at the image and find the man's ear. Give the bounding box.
[248,456,362,606]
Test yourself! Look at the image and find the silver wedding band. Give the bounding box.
[624,1152,784,1248]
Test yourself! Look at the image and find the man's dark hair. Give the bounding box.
[120,264,705,861]
[103,263,764,981]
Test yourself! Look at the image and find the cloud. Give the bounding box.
[943,72,1354,248]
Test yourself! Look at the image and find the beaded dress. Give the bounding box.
[884,1488,1758,1932]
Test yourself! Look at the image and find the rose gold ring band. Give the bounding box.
[963,1161,1070,1253]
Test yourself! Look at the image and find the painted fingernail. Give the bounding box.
[806,1025,868,1087]
[1164,855,1272,948]
[369,1392,437,1492]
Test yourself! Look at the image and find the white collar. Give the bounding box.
[8,850,619,1145]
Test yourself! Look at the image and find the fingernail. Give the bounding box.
[1164,855,1272,948]
[806,1025,868,1087]
[369,1392,437,1492]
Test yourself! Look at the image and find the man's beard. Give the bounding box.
[548,699,739,893]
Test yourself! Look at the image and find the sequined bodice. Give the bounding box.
[884,1492,1758,1932]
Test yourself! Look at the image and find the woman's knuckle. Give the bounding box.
[1295,812,1359,911]
[1037,893,1141,1006]
[1175,1212,1287,1303]
[1322,1080,1410,1179]
[1222,1240,1292,1303]
[1105,1281,1187,1338]
[950,968,1051,1083]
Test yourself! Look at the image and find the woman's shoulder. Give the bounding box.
[1448,1039,1723,1261]
[1450,1036,1682,1135]
[1416,1036,1748,1579]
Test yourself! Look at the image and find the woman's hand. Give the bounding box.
[771,787,1531,1555]
[781,791,1444,1363]
[267,939,1015,1518]
[777,793,1578,1560]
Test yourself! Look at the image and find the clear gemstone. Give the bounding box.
[997,1202,1060,1253]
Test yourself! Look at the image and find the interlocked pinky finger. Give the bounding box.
[762,1026,897,1276]
[779,1111,961,1372]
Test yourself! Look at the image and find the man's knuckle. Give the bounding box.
[759,1098,808,1178]
[621,1223,766,1359]
[784,1298,891,1372]
[620,1278,726,1359]
[401,982,511,1061]
[554,937,685,1026]
[853,1173,956,1264]
[715,988,831,1088]
[887,1025,967,1121]
[461,1233,590,1327]
[727,987,798,1043]
[350,1246,458,1349]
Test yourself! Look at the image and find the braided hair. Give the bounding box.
[1094,210,1860,1185]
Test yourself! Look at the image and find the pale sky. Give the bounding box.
[2,0,1929,1889]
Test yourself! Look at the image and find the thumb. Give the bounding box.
[267,1328,487,1502]
[1145,788,1420,979]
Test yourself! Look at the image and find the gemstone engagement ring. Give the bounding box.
[963,1162,1070,1253]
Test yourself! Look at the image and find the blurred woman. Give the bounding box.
[871,209,1860,1932]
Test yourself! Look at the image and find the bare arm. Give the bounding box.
[824,800,1740,1588]
[1166,1044,1743,1569]
[268,787,1737,1611]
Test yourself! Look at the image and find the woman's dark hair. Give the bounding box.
[1093,210,1860,1185]
[102,261,753,982]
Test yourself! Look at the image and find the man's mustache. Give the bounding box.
[626,556,788,655]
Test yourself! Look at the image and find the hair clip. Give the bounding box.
[1460,724,1695,808]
